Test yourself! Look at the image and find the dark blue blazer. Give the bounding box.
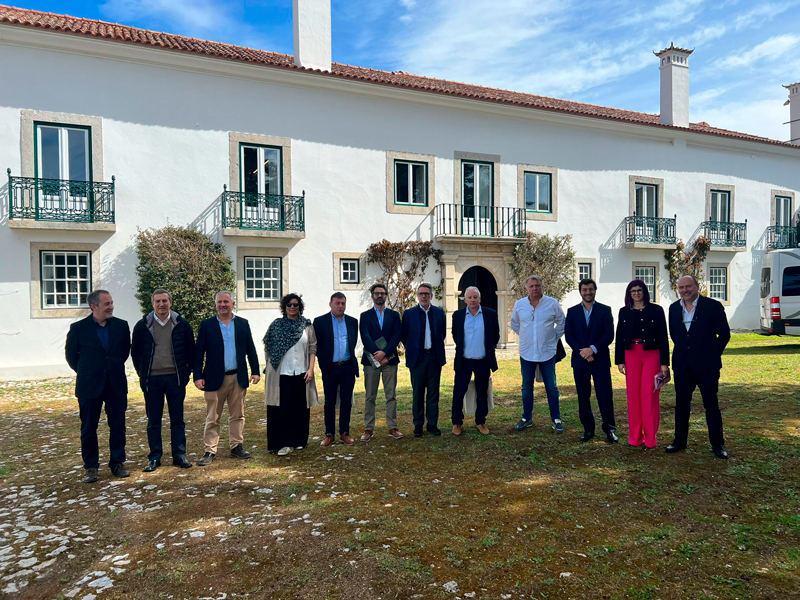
[565,302,614,369]
[359,307,402,367]
[65,315,131,399]
[451,306,500,372]
[313,312,360,377]
[400,304,446,369]
[193,315,259,392]
[669,295,730,373]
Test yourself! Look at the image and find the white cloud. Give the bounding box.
[717,34,800,69]
[399,0,416,8]
[100,0,237,33]
[694,94,792,142]
[732,1,800,31]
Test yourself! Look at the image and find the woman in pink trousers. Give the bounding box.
[615,280,670,448]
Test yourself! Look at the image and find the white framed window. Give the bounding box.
[524,172,552,213]
[633,262,659,302]
[36,124,90,182]
[709,190,731,222]
[241,144,282,196]
[635,183,658,217]
[244,256,281,301]
[708,266,728,302]
[395,161,427,206]
[775,195,792,227]
[40,250,91,308]
[340,258,360,284]
[578,262,592,281]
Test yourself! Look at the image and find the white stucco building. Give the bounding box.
[0,4,798,379]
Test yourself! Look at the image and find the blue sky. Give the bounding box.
[10,0,800,141]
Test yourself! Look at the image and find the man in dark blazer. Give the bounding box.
[400,283,446,437]
[450,286,500,435]
[359,283,403,441]
[65,289,131,483]
[193,291,260,466]
[314,292,360,447]
[667,275,731,458]
[564,278,618,443]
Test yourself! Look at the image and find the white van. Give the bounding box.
[760,249,800,336]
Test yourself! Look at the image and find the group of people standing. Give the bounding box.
[65,271,730,484]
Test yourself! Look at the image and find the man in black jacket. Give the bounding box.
[193,291,260,466]
[131,289,195,472]
[667,275,731,459]
[65,289,131,483]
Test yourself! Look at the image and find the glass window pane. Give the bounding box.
[68,129,88,182]
[478,164,491,207]
[463,163,475,206]
[412,163,426,205]
[396,162,409,204]
[39,126,61,180]
[42,253,54,266]
[524,173,537,211]
[783,266,800,297]
[263,148,281,196]
[538,175,551,212]
[242,146,259,194]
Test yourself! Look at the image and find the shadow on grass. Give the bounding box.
[724,343,800,355]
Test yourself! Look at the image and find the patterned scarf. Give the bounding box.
[264,316,310,371]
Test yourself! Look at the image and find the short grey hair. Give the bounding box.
[418,283,433,293]
[151,288,172,302]
[215,290,235,302]
[524,275,543,286]
[87,289,110,308]
[678,275,699,286]
[464,286,481,298]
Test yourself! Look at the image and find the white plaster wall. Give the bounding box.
[0,40,798,378]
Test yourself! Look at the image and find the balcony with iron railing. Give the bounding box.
[221,186,305,238]
[766,225,800,250]
[623,214,676,248]
[7,169,115,231]
[434,203,527,239]
[701,220,747,251]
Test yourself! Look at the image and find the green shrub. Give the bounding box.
[510,232,576,301]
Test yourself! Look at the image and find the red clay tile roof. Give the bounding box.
[0,5,795,150]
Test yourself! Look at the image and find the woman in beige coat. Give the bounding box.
[263,293,318,456]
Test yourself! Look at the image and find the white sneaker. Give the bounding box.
[277,446,293,456]
[294,446,304,450]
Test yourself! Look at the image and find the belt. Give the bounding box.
[225,369,238,375]
[333,360,350,365]
[424,348,433,353]
[631,339,644,345]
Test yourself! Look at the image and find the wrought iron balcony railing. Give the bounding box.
[766,225,800,250]
[8,170,115,223]
[435,203,526,238]
[623,215,676,245]
[222,188,305,232]
[701,220,747,248]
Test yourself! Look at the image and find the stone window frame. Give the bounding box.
[236,246,289,309]
[517,164,558,222]
[632,261,661,304]
[385,150,435,215]
[705,183,736,222]
[29,241,101,319]
[229,132,292,194]
[333,252,366,291]
[21,110,104,180]
[575,258,597,289]
[453,151,501,208]
[707,262,731,306]
[628,175,665,217]
[770,189,795,225]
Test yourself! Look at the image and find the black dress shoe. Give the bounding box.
[83,468,98,484]
[112,464,130,478]
[665,444,685,453]
[414,425,423,437]
[230,444,252,459]
[172,456,192,468]
[427,425,442,436]
[143,459,161,473]
[606,432,619,444]
[712,445,729,459]
[580,431,595,443]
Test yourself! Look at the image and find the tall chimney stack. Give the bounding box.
[293,0,331,72]
[785,82,800,145]
[655,43,693,128]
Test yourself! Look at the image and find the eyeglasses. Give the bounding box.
[286,303,300,308]
[418,292,431,297]
[630,289,644,295]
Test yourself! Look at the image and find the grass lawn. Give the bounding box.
[0,333,798,599]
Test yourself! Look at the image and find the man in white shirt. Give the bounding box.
[510,275,566,433]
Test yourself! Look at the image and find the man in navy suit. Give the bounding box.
[564,278,618,443]
[65,289,131,483]
[400,283,446,437]
[359,283,403,441]
[193,291,260,466]
[667,275,731,459]
[314,292,360,447]
[451,287,500,435]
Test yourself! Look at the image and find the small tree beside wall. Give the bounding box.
[664,237,711,297]
[510,232,576,301]
[135,225,237,331]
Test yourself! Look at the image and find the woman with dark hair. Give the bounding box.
[615,280,670,448]
[263,293,318,456]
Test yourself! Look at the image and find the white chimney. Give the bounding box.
[293,0,331,72]
[655,43,693,128]
[785,82,800,145]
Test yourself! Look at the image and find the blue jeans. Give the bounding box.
[520,356,560,421]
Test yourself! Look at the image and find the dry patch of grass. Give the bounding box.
[0,333,798,599]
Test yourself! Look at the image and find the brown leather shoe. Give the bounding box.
[477,423,490,435]
[320,434,335,447]
[388,428,404,439]
[340,433,356,446]
[360,430,373,442]
[452,424,462,436]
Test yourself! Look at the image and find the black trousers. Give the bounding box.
[322,364,356,435]
[673,366,725,448]
[144,374,187,461]
[268,374,311,451]
[573,362,616,435]
[78,375,127,470]
[451,358,491,426]
[410,351,441,427]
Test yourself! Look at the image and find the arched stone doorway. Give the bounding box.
[457,266,498,312]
